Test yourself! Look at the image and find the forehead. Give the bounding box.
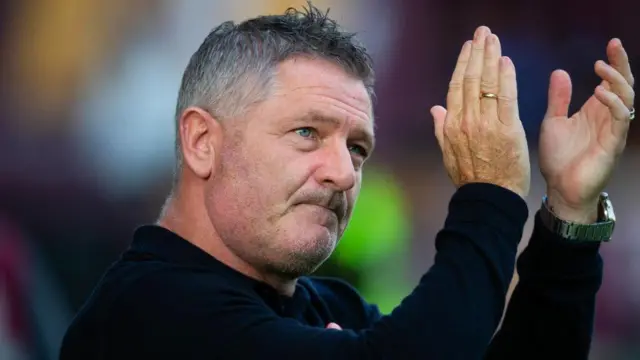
[268,57,374,129]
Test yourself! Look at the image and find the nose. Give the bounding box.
[314,142,357,192]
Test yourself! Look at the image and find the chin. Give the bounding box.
[269,228,337,277]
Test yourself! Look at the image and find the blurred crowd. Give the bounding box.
[0,0,638,359]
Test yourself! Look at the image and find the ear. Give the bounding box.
[178,107,222,179]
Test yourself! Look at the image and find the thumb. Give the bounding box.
[545,70,573,119]
[430,105,447,150]
[326,322,342,330]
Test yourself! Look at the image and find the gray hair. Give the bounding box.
[173,2,375,173]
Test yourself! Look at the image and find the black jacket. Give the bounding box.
[60,183,602,359]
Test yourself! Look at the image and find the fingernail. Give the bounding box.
[500,56,511,66]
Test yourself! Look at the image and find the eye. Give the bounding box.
[349,144,368,158]
[294,127,317,139]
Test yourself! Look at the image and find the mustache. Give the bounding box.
[293,191,347,219]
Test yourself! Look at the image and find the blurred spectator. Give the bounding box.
[0,216,30,360]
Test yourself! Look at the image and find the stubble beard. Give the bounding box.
[262,232,338,279]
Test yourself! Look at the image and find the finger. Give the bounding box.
[446,40,473,119]
[326,323,342,330]
[480,34,502,118]
[463,26,491,120]
[594,85,632,138]
[595,85,632,121]
[497,56,519,126]
[607,38,634,88]
[544,70,572,119]
[430,105,447,150]
[595,60,635,108]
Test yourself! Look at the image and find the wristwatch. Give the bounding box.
[540,192,616,242]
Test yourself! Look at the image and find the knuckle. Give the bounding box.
[480,79,499,91]
[443,122,455,136]
[459,117,474,134]
[460,122,470,134]
[498,95,515,104]
[456,59,469,69]
[448,80,463,91]
[464,74,482,81]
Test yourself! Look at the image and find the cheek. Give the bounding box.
[260,143,316,195]
[223,143,297,216]
[209,147,262,215]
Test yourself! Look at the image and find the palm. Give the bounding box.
[538,39,634,216]
[539,84,619,206]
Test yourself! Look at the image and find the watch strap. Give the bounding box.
[540,194,615,243]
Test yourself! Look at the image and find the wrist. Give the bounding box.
[545,191,598,224]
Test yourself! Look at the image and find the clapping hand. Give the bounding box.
[431,26,531,198]
[539,39,635,223]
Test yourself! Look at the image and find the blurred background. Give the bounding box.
[0,0,639,359]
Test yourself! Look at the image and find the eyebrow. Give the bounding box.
[300,111,376,150]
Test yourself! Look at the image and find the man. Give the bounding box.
[60,4,635,359]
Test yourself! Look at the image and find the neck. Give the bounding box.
[158,182,297,296]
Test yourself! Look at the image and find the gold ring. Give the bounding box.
[481,92,498,99]
[630,107,635,121]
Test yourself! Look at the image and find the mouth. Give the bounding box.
[315,204,339,217]
[325,207,340,220]
[298,203,340,221]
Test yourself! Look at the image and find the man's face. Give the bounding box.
[207,57,374,278]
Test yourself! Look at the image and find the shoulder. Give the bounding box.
[111,259,259,313]
[74,253,265,332]
[108,259,269,347]
[303,276,382,328]
[63,258,254,357]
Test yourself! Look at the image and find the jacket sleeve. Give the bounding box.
[485,212,603,360]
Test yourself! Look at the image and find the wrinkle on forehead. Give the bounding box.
[273,57,372,111]
[243,56,375,142]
